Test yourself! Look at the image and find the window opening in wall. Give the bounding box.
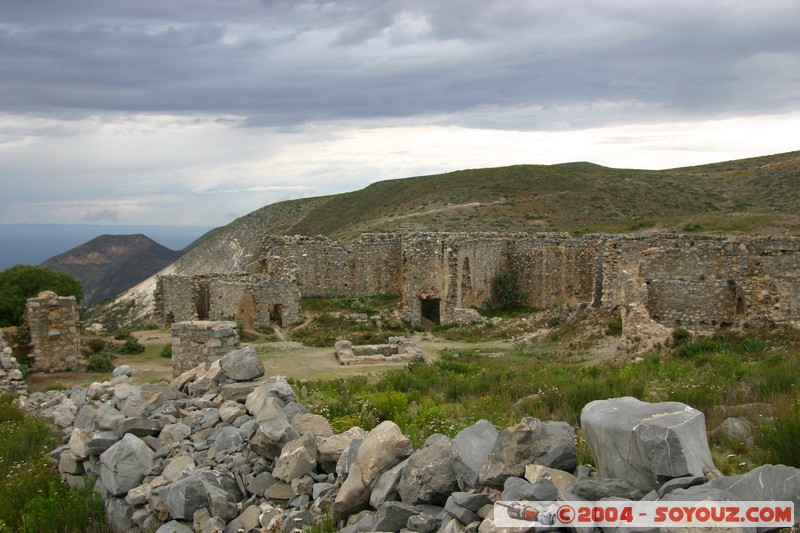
[196,282,210,320]
[420,298,441,326]
[268,304,284,327]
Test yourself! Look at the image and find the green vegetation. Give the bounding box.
[300,333,800,469]
[0,265,83,326]
[491,271,525,310]
[86,353,115,373]
[292,295,411,347]
[0,394,106,532]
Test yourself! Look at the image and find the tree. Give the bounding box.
[492,271,525,310]
[0,265,83,326]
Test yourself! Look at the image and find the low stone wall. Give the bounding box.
[334,337,423,365]
[24,290,84,373]
[170,321,239,377]
[0,346,27,393]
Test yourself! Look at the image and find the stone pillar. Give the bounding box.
[170,320,239,377]
[24,290,84,373]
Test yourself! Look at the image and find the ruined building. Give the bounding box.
[156,233,800,343]
[24,290,84,372]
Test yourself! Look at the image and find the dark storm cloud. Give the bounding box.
[1,0,799,128]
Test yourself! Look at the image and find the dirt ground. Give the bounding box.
[25,330,517,392]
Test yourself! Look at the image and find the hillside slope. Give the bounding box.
[42,234,183,306]
[91,150,800,327]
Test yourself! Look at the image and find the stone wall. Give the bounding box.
[170,320,239,377]
[157,232,800,340]
[24,290,84,373]
[262,234,403,297]
[157,273,302,329]
[600,235,800,329]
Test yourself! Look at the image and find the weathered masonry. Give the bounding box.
[157,233,800,336]
[156,273,301,329]
[24,290,84,372]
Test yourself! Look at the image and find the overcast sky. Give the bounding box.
[2,0,799,227]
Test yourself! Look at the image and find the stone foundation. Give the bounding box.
[24,291,84,373]
[171,321,239,377]
[335,337,423,365]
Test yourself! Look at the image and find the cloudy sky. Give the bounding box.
[2,0,799,227]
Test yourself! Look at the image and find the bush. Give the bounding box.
[119,337,145,354]
[672,327,691,345]
[86,353,114,373]
[160,344,172,358]
[604,317,623,336]
[492,271,525,310]
[85,338,107,354]
[113,328,131,340]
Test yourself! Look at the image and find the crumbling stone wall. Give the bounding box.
[600,234,800,330]
[156,273,302,328]
[170,320,239,377]
[158,232,800,338]
[24,291,84,373]
[263,234,403,297]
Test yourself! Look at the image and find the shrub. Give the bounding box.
[760,401,800,467]
[160,344,172,358]
[119,337,145,354]
[604,317,623,336]
[113,328,131,340]
[86,338,107,354]
[86,353,114,373]
[492,271,525,310]
[672,327,691,345]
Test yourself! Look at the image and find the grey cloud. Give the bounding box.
[1,0,799,128]
[81,209,119,222]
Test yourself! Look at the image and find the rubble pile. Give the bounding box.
[19,350,800,533]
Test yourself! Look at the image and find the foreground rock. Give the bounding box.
[581,396,715,492]
[16,364,800,533]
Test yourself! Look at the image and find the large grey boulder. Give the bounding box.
[479,417,576,489]
[399,435,459,505]
[249,417,301,460]
[220,346,265,381]
[370,458,409,508]
[581,397,716,493]
[705,464,800,515]
[99,433,155,496]
[373,501,421,532]
[317,426,367,473]
[164,469,241,521]
[334,421,413,516]
[273,433,318,482]
[451,419,499,491]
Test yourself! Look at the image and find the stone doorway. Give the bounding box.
[268,304,284,326]
[196,281,210,320]
[236,291,257,331]
[420,298,441,326]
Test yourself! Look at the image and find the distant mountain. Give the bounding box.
[0,224,213,270]
[42,234,186,306]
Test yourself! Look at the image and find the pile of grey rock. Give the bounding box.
[19,347,800,533]
[0,344,27,393]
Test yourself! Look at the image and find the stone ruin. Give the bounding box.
[24,290,84,373]
[334,337,423,365]
[0,336,27,393]
[17,360,800,533]
[170,320,239,377]
[157,232,800,352]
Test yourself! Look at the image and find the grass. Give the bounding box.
[0,394,107,532]
[298,334,800,468]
